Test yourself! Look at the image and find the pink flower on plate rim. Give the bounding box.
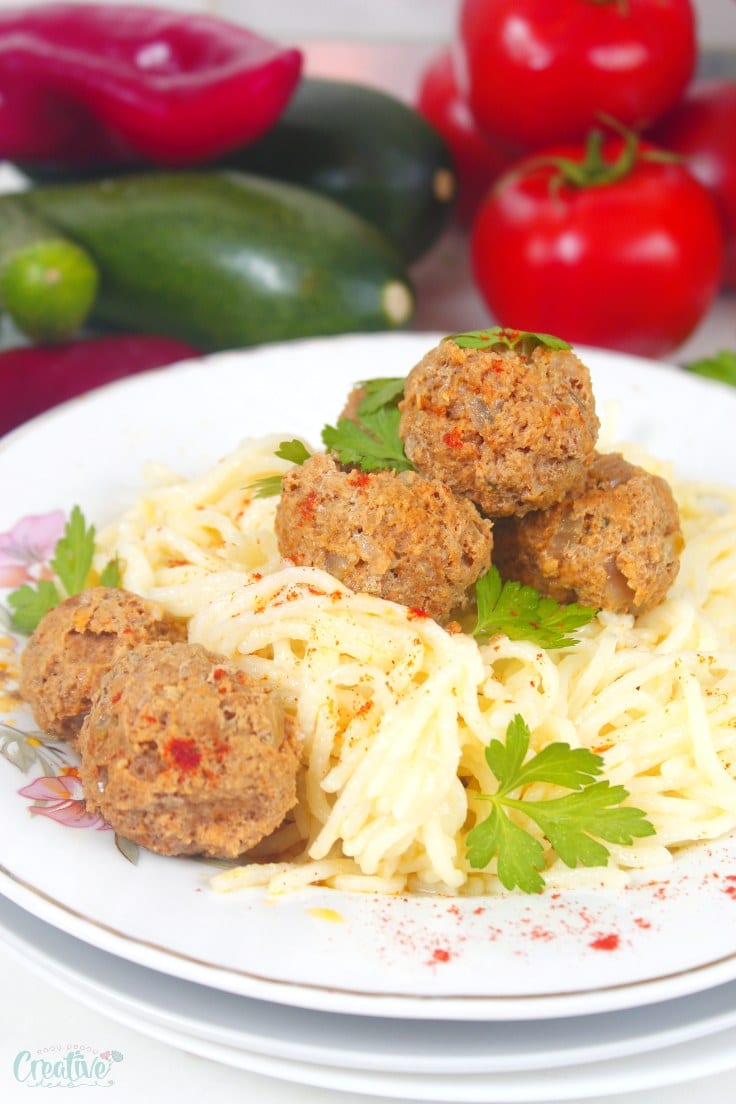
[0,510,65,588]
[17,769,110,830]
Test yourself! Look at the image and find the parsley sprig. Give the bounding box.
[683,349,736,388]
[466,715,655,893]
[473,567,597,650]
[447,327,571,355]
[254,377,412,498]
[321,376,412,472]
[7,505,119,633]
[251,440,312,499]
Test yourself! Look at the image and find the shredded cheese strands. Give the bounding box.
[95,435,736,897]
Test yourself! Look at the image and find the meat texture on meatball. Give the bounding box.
[399,336,599,517]
[78,642,299,858]
[492,453,683,615]
[274,453,493,620]
[19,586,186,743]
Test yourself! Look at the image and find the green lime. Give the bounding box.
[0,238,99,343]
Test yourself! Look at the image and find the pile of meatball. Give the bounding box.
[276,335,683,620]
[19,587,299,859]
[18,334,683,862]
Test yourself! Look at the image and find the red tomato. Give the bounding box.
[649,81,736,289]
[459,0,696,151]
[417,47,510,224]
[471,135,723,358]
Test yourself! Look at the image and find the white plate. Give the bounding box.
[2,333,736,1020]
[3,895,736,1102]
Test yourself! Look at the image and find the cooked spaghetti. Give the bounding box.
[95,435,736,896]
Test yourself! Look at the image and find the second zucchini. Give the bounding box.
[13,170,415,352]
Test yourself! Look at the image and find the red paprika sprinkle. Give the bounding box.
[442,426,464,449]
[407,607,431,621]
[590,933,620,951]
[298,490,318,523]
[166,737,201,773]
[431,947,451,963]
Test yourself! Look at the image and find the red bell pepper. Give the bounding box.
[0,333,201,436]
[0,4,302,166]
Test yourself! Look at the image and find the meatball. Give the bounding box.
[492,453,683,615]
[78,642,299,858]
[339,385,365,422]
[399,337,599,517]
[19,587,186,743]
[274,453,493,620]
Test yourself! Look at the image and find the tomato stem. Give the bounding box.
[556,126,638,188]
[517,119,678,195]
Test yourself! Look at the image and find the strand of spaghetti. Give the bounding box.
[681,670,736,803]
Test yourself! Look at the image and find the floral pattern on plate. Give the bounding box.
[0,512,136,861]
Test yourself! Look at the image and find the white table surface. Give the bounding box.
[2,36,735,1104]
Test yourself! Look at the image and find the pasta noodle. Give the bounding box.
[95,435,736,896]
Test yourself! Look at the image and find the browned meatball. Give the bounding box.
[274,453,493,620]
[78,642,299,858]
[19,587,186,743]
[399,337,599,517]
[492,453,683,615]
[339,385,365,422]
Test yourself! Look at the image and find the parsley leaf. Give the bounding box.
[466,714,655,892]
[683,349,736,388]
[473,566,597,649]
[251,475,285,499]
[251,439,312,499]
[321,374,412,473]
[99,556,121,588]
[7,580,61,634]
[322,404,413,472]
[51,504,95,596]
[276,440,312,464]
[447,328,571,354]
[356,377,406,416]
[7,505,104,633]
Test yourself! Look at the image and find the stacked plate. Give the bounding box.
[4,880,736,1102]
[2,335,736,1101]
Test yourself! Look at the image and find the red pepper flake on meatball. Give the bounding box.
[274,453,493,621]
[19,586,186,744]
[78,641,299,859]
[399,336,599,517]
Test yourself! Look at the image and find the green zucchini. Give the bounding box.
[11,170,414,352]
[16,79,457,264]
[220,78,457,262]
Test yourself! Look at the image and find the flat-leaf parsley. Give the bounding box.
[447,327,571,355]
[466,715,655,893]
[321,376,412,472]
[251,439,312,499]
[473,566,597,649]
[7,506,119,633]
